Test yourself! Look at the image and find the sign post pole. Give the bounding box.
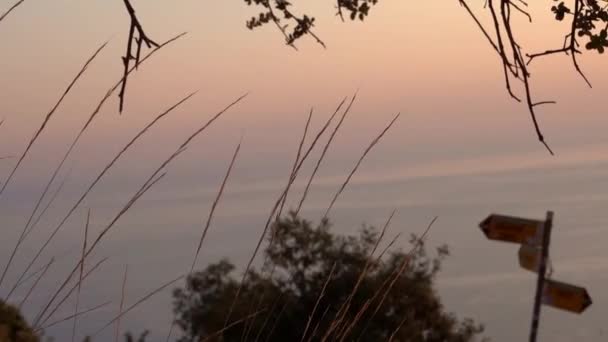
[529,211,553,342]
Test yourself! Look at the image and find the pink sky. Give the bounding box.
[1,0,606,150]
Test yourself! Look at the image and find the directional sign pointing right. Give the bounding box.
[479,214,544,245]
[542,279,592,314]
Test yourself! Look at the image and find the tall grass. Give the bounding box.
[0,5,415,340]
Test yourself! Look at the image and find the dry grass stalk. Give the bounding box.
[0,41,108,197]
[190,140,241,273]
[305,305,331,342]
[92,274,185,337]
[24,168,72,242]
[7,92,195,303]
[71,210,91,342]
[374,232,402,263]
[224,98,346,329]
[167,140,242,342]
[0,0,25,23]
[3,171,71,301]
[9,246,76,297]
[34,92,246,329]
[263,296,290,342]
[11,261,49,293]
[3,33,187,299]
[337,299,370,342]
[200,309,266,342]
[387,315,408,342]
[36,257,109,328]
[34,171,165,329]
[115,264,129,342]
[330,210,395,340]
[0,42,108,290]
[17,257,54,310]
[38,301,111,332]
[356,216,438,339]
[251,279,282,342]
[300,262,338,342]
[295,93,357,216]
[276,108,313,219]
[323,113,400,220]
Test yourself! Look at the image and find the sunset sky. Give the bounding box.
[1,0,607,341]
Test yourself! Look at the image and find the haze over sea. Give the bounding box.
[1,0,607,341]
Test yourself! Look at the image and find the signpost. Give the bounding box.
[528,211,552,342]
[478,211,592,342]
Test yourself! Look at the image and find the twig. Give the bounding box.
[118,0,159,112]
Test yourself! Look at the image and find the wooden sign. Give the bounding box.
[542,279,592,314]
[479,214,544,245]
[518,244,542,272]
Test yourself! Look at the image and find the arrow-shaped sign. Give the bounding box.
[542,279,592,314]
[479,214,544,245]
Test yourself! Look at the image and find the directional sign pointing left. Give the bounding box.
[479,214,544,245]
[542,279,592,314]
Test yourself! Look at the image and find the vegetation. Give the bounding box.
[0,300,38,342]
[172,213,484,341]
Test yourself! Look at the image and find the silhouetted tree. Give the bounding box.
[172,213,485,342]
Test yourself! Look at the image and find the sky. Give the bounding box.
[1,0,607,341]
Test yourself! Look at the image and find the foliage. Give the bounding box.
[0,300,38,342]
[243,0,381,46]
[551,0,608,53]
[172,213,485,342]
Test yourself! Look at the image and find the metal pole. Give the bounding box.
[529,211,553,342]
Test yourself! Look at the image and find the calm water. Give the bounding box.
[1,138,607,341]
